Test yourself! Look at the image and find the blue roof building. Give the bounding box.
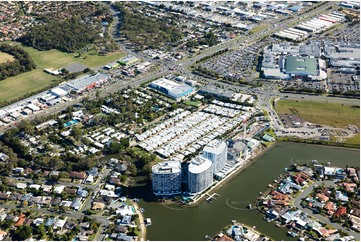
[149,78,193,101]
[289,5,303,12]
[45,218,56,227]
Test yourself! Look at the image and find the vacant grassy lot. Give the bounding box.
[79,51,125,68]
[0,69,57,103]
[7,41,125,69]
[0,52,15,63]
[275,100,360,129]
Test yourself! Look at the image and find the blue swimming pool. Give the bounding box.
[64,119,80,127]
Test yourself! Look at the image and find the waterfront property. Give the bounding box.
[188,156,213,194]
[135,143,360,241]
[258,162,360,241]
[212,221,270,241]
[202,139,228,174]
[152,161,182,196]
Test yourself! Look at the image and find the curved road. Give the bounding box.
[294,180,360,240]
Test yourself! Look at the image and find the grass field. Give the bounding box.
[6,41,125,69]
[184,100,201,107]
[345,134,360,146]
[20,45,76,69]
[0,52,15,63]
[0,69,58,103]
[0,42,125,103]
[250,25,268,34]
[275,100,360,129]
[79,51,125,68]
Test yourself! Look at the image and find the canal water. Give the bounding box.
[128,142,360,241]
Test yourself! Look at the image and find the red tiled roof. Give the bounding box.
[14,214,26,227]
[334,206,347,218]
[316,193,329,202]
[271,190,289,201]
[341,183,357,192]
[324,202,335,211]
[215,235,234,241]
[69,171,86,179]
[293,174,305,185]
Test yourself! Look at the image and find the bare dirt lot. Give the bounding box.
[0,52,15,63]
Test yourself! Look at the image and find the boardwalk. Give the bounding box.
[206,193,220,203]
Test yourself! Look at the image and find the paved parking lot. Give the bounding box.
[279,114,304,128]
[328,72,359,94]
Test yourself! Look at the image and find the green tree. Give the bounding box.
[120,175,127,183]
[95,90,101,100]
[128,163,137,176]
[71,126,83,141]
[12,225,32,240]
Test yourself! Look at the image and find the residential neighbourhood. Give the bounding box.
[258,162,360,241]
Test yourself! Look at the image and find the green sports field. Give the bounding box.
[0,42,125,103]
[184,100,201,107]
[0,69,58,103]
[17,43,125,69]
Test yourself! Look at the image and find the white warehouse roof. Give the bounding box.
[51,87,68,97]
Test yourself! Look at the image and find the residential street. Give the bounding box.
[294,180,360,240]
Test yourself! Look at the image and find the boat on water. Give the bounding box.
[140,208,145,213]
[248,204,252,209]
[264,217,272,223]
[145,218,152,226]
[288,231,298,237]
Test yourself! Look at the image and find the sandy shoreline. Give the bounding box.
[131,200,147,241]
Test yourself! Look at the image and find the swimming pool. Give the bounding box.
[63,119,80,127]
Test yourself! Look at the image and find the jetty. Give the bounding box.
[206,193,220,203]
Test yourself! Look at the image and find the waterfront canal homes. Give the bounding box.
[212,221,270,241]
[258,162,360,240]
